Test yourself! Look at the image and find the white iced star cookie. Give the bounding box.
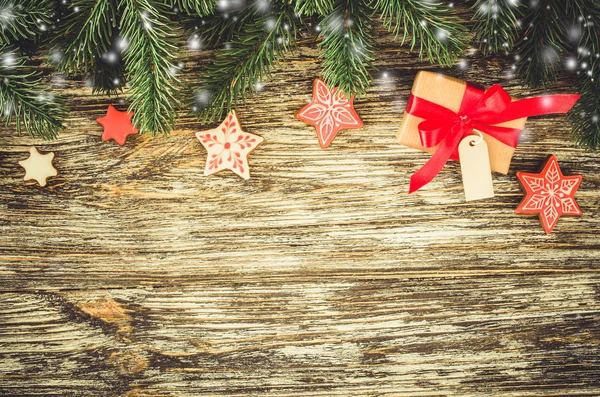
[18,147,58,187]
[195,110,264,180]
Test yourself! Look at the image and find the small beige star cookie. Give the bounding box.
[18,147,58,187]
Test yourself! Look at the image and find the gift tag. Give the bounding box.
[458,133,494,201]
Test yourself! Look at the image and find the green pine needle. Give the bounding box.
[194,3,260,47]
[194,1,298,123]
[168,0,216,17]
[471,0,523,55]
[52,0,117,75]
[0,0,54,45]
[318,0,375,97]
[567,0,600,150]
[374,0,467,67]
[570,78,600,151]
[91,54,127,96]
[514,2,567,87]
[120,0,180,136]
[294,0,334,15]
[0,47,65,139]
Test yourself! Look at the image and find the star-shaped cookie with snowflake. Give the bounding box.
[515,155,583,234]
[295,78,363,148]
[196,110,263,180]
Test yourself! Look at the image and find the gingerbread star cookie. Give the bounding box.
[295,78,363,148]
[18,147,58,187]
[515,155,583,234]
[96,105,138,145]
[195,110,264,180]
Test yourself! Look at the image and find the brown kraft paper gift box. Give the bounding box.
[396,71,528,174]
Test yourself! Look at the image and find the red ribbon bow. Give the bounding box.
[406,83,581,193]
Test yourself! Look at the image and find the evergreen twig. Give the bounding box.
[194,1,298,123]
[471,0,524,55]
[318,0,375,97]
[52,0,124,95]
[0,46,65,139]
[294,0,334,15]
[0,0,54,45]
[169,0,215,17]
[567,0,600,150]
[374,0,467,67]
[52,0,117,75]
[119,0,180,135]
[194,4,260,47]
[91,53,127,95]
[514,2,567,87]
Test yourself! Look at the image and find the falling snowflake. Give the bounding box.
[2,52,16,68]
[188,34,202,50]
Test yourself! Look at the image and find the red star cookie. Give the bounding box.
[515,155,583,234]
[195,110,263,180]
[96,105,138,145]
[295,78,363,148]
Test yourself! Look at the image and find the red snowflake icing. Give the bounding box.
[196,110,263,180]
[295,78,363,148]
[515,155,583,234]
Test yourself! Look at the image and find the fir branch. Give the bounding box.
[374,0,467,67]
[0,0,54,45]
[119,0,180,135]
[52,0,117,75]
[0,46,64,139]
[570,73,600,150]
[294,0,334,15]
[193,3,260,47]
[513,1,567,87]
[169,0,215,17]
[567,0,600,150]
[194,2,298,123]
[471,0,523,55]
[91,53,126,95]
[319,0,375,97]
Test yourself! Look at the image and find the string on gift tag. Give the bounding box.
[458,131,495,201]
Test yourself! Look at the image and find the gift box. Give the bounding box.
[396,71,528,174]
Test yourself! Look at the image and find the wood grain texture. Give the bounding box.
[1,24,600,397]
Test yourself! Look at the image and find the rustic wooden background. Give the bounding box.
[1,20,600,397]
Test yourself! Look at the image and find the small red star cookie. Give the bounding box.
[515,155,583,234]
[195,110,263,180]
[295,78,363,148]
[18,147,58,187]
[96,105,138,145]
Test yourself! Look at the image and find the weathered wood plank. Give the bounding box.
[1,22,600,397]
[1,276,600,396]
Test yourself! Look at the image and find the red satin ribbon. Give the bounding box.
[406,83,581,193]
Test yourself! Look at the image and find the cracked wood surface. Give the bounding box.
[1,29,600,397]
